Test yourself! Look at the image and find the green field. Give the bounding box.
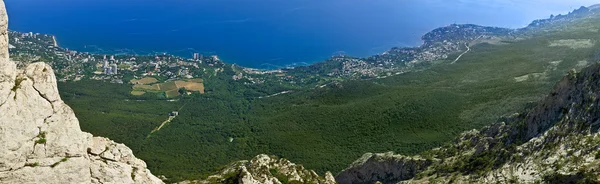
[159,81,178,91]
[58,13,600,182]
[130,79,204,98]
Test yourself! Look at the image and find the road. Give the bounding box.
[146,104,186,138]
[452,43,470,64]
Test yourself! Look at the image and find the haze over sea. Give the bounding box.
[6,0,598,68]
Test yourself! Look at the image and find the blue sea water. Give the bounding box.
[5,0,594,68]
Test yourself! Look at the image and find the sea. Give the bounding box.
[5,0,592,69]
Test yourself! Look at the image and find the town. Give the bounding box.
[7,31,304,97]
[7,23,513,98]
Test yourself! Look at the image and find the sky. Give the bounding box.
[4,0,599,68]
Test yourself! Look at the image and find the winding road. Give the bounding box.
[452,43,470,64]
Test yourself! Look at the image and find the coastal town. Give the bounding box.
[7,31,302,96]
[9,31,225,82]
[7,22,516,98]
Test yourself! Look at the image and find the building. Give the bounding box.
[103,67,111,75]
[111,64,118,75]
[193,53,203,61]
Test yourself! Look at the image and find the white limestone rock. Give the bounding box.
[0,0,163,183]
[193,154,336,184]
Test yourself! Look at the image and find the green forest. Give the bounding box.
[58,16,600,182]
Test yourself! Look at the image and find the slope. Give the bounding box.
[336,60,600,184]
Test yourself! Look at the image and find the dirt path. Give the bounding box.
[452,43,470,64]
[258,90,293,99]
[146,104,186,138]
[150,116,175,134]
[452,35,485,64]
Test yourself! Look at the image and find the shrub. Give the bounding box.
[11,78,27,92]
[25,162,39,167]
[35,132,47,145]
[51,157,69,168]
[35,138,46,144]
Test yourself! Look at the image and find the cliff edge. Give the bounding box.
[0,1,163,183]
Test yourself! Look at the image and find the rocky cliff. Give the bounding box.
[0,1,163,183]
[188,155,336,184]
[335,65,600,183]
[334,153,431,184]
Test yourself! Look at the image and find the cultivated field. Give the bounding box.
[130,78,204,98]
[159,82,178,91]
[175,81,205,93]
[133,84,160,91]
[165,89,180,98]
[131,77,159,85]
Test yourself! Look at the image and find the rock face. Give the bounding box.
[192,154,336,184]
[0,1,163,183]
[335,152,431,184]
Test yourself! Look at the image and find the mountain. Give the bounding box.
[0,1,163,183]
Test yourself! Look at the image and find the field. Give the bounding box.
[164,89,180,98]
[175,81,205,93]
[130,91,146,96]
[130,79,204,98]
[132,84,160,91]
[130,77,159,85]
